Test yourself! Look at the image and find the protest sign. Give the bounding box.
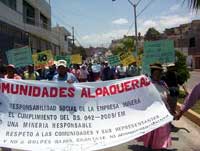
[119,52,136,66]
[0,75,173,151]
[71,54,82,64]
[54,55,71,67]
[32,50,54,70]
[142,40,175,75]
[6,47,33,68]
[107,55,120,66]
[136,54,143,67]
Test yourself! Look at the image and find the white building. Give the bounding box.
[52,25,72,55]
[0,0,61,62]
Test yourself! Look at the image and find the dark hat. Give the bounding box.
[150,63,163,70]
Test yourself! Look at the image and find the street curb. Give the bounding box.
[193,69,200,72]
[177,103,200,127]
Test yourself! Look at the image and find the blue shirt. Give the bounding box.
[53,73,79,83]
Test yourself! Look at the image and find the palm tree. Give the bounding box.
[186,0,200,10]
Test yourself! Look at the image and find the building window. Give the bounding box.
[189,37,196,48]
[64,35,68,41]
[0,0,16,10]
[23,0,35,25]
[0,23,7,34]
[40,13,48,30]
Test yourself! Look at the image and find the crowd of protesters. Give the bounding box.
[0,59,200,151]
[0,60,140,83]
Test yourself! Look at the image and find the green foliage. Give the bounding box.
[186,0,200,10]
[175,50,190,83]
[112,37,135,55]
[145,28,161,41]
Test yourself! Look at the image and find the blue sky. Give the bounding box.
[50,0,200,47]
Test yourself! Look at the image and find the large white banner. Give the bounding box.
[0,75,173,151]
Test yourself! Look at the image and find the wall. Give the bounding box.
[0,0,58,45]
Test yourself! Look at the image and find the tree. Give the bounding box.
[175,50,190,83]
[111,36,135,55]
[186,0,200,10]
[145,28,161,41]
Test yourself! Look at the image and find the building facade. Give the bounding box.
[164,20,200,69]
[52,26,72,55]
[0,0,60,63]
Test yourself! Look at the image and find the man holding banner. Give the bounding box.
[53,60,78,83]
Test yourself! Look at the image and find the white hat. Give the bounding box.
[166,63,175,68]
[57,60,67,67]
[80,64,86,68]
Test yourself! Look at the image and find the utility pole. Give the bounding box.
[72,26,75,46]
[133,3,138,57]
[112,0,138,57]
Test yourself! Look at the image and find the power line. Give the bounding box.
[126,0,144,35]
[51,15,84,47]
[136,0,143,6]
[52,13,72,28]
[137,0,156,17]
[126,20,134,35]
[74,31,84,47]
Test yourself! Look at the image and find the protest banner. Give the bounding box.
[142,40,175,75]
[71,54,82,64]
[107,55,120,66]
[32,50,54,70]
[0,75,173,151]
[54,55,71,67]
[6,47,33,68]
[119,52,136,66]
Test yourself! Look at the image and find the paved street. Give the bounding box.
[186,71,200,92]
[102,117,200,151]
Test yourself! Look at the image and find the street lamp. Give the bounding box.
[112,0,138,57]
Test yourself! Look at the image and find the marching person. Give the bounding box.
[53,60,78,83]
[2,64,21,151]
[137,63,172,151]
[46,64,57,81]
[175,82,200,120]
[116,64,127,79]
[4,64,21,80]
[162,64,188,114]
[87,63,94,82]
[23,64,40,80]
[126,62,138,77]
[79,64,89,82]
[101,61,114,81]
[71,64,80,80]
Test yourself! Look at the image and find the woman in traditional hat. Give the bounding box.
[138,63,172,151]
[4,64,21,80]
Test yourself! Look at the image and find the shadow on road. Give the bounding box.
[128,145,150,151]
[128,145,178,151]
[171,124,190,133]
